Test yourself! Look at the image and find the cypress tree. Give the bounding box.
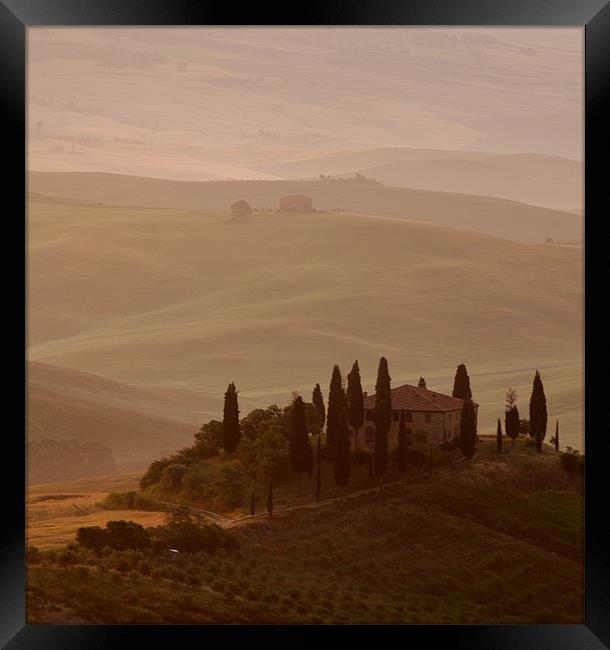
[334,392,351,490]
[554,420,559,451]
[312,383,326,431]
[452,363,472,401]
[347,361,364,451]
[326,366,343,448]
[374,357,392,486]
[312,384,325,502]
[496,418,503,453]
[315,433,321,504]
[529,370,548,453]
[289,395,311,474]
[459,399,477,460]
[222,382,241,453]
[505,404,520,448]
[397,411,408,479]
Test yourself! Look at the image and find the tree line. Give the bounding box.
[212,358,479,514]
[140,359,558,517]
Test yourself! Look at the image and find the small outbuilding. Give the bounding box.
[279,194,313,212]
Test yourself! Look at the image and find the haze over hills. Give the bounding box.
[27,195,583,450]
[26,27,584,463]
[28,172,581,244]
[28,28,582,182]
[27,361,250,466]
[256,149,581,213]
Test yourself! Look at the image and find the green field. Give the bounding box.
[27,440,583,624]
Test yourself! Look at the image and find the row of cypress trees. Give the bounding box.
[220,359,482,501]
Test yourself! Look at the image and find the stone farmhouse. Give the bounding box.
[279,194,313,211]
[359,377,479,450]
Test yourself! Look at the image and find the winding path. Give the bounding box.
[147,456,467,529]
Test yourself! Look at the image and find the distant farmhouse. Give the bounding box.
[279,194,313,212]
[359,377,479,450]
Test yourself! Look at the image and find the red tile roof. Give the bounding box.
[363,384,478,412]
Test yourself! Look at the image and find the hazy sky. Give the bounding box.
[28,27,583,180]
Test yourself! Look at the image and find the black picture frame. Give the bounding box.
[1,1,608,647]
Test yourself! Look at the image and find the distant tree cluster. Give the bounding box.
[139,357,487,515]
[76,513,233,556]
[497,371,551,454]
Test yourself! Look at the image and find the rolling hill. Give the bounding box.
[28,171,581,244]
[27,361,237,466]
[347,153,581,212]
[255,148,582,213]
[27,194,583,449]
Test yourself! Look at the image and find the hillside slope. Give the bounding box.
[27,441,583,624]
[28,172,581,244]
[256,149,582,213]
[27,361,224,466]
[349,153,581,212]
[27,196,583,448]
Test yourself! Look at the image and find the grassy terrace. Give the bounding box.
[27,440,583,624]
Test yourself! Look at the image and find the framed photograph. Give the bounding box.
[1,0,608,646]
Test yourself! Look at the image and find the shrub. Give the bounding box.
[216,460,246,509]
[101,491,161,511]
[560,449,584,476]
[352,448,371,465]
[406,448,427,466]
[106,521,151,551]
[27,546,41,565]
[149,514,236,554]
[77,521,151,553]
[57,550,78,568]
[76,526,110,554]
[182,463,215,493]
[160,463,188,490]
[140,457,172,489]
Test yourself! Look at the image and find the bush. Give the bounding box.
[216,460,246,509]
[101,491,162,511]
[77,521,151,553]
[27,545,41,565]
[160,463,188,490]
[182,463,215,493]
[319,443,335,461]
[140,457,172,489]
[352,448,371,465]
[194,420,223,454]
[560,449,584,476]
[106,521,152,551]
[406,448,427,466]
[149,514,236,554]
